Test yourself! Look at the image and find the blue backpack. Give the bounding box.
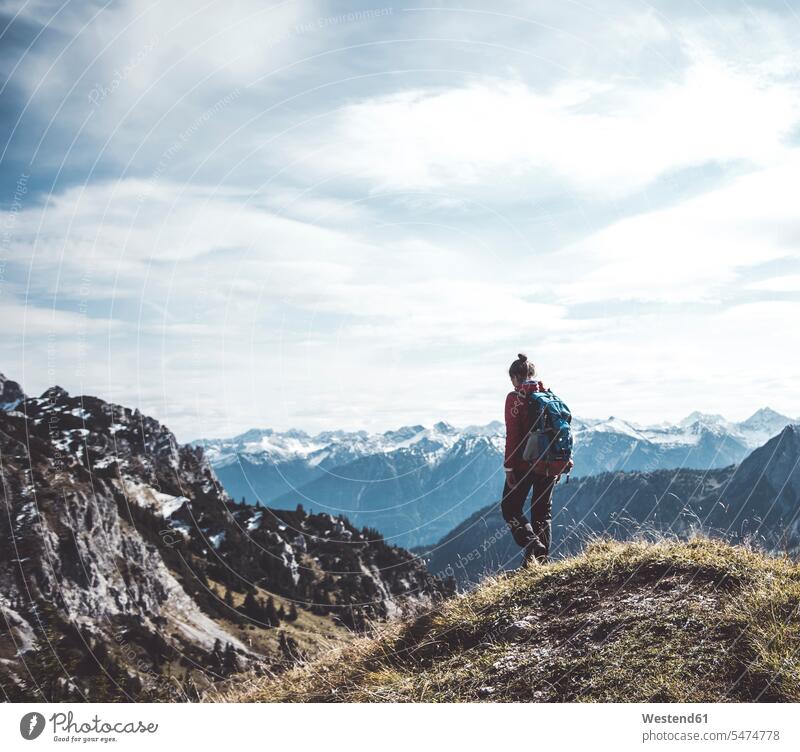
[521,390,574,477]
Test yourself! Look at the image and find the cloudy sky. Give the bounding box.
[1,0,799,440]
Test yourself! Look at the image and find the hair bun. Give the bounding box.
[517,353,527,362]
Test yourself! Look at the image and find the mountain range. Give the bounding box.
[198,407,796,548]
[0,376,449,701]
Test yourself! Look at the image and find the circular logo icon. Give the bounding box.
[20,712,45,741]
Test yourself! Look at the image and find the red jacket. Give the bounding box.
[504,379,546,470]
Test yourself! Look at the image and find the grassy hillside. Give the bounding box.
[210,537,800,702]
[204,577,347,656]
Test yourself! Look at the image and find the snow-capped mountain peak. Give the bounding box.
[678,411,730,429]
[739,407,793,431]
[583,416,647,441]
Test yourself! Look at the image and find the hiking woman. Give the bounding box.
[501,353,557,566]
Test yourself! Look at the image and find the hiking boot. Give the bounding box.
[520,543,539,570]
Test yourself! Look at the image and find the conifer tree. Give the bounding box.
[211,639,223,673]
[222,642,238,674]
[265,596,279,626]
[243,590,259,619]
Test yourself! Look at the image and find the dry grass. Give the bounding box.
[208,537,800,703]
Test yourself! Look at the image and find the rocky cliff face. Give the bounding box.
[0,376,449,701]
[0,374,24,410]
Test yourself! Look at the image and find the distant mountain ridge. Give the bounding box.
[197,407,797,548]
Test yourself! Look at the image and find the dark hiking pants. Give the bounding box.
[501,469,556,564]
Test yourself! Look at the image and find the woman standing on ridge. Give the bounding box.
[501,353,560,567]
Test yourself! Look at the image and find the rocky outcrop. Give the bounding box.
[0,379,449,701]
[0,373,24,410]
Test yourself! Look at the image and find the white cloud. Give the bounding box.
[14,0,319,104]
[553,152,800,303]
[747,275,800,292]
[0,299,121,336]
[5,179,569,334]
[287,51,799,199]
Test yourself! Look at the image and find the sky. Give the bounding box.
[1,0,799,441]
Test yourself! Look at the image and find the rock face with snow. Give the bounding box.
[198,409,796,548]
[0,380,449,701]
[0,372,25,411]
[570,416,749,477]
[421,425,800,587]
